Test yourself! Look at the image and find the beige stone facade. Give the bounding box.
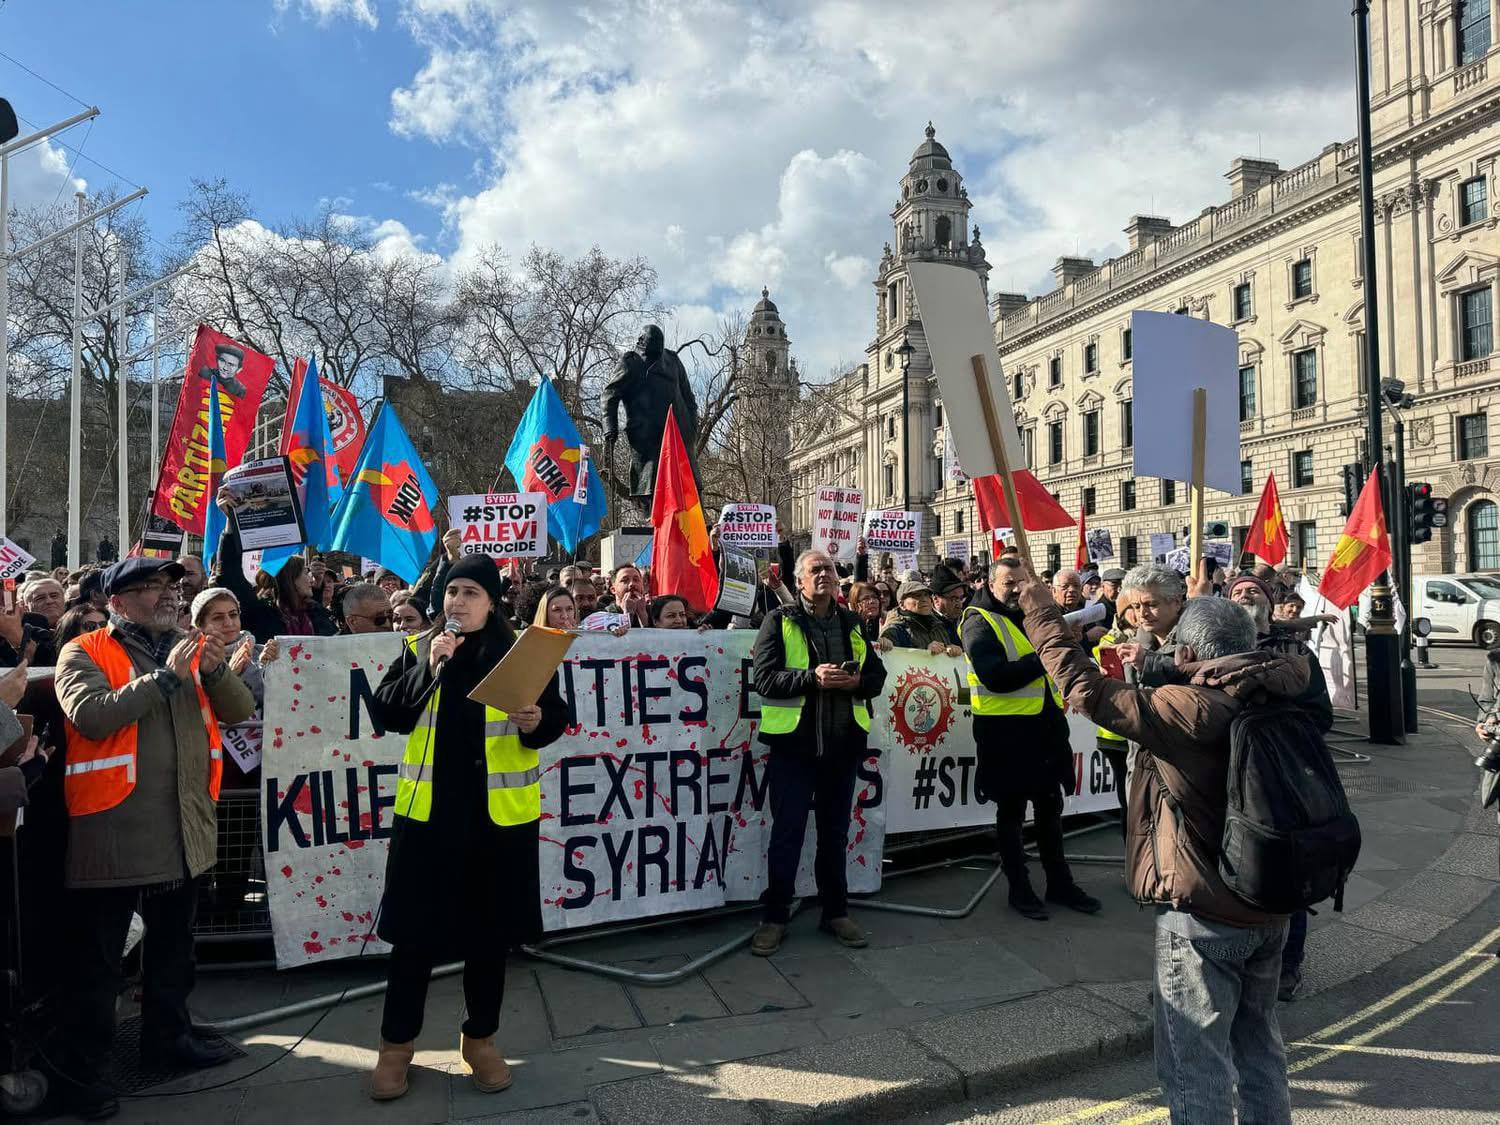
[790,1,1500,585]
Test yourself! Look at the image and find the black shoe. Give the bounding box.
[1007,878,1049,921]
[141,1031,236,1072]
[58,1079,119,1120]
[1046,882,1103,915]
[1278,968,1303,1002]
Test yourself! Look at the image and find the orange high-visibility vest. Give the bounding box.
[62,629,223,816]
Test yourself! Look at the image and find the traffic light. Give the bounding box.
[1407,482,1449,545]
[1340,463,1364,517]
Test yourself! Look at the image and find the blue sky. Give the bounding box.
[1,0,1357,379]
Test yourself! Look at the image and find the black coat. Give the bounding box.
[213,525,336,643]
[960,588,1075,798]
[370,623,567,954]
[752,601,886,757]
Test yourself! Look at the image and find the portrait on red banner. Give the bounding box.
[149,325,273,534]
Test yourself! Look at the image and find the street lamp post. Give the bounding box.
[896,331,914,512]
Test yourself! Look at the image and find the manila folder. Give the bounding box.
[467,626,576,714]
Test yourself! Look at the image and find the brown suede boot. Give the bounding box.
[460,1034,513,1093]
[369,1039,414,1101]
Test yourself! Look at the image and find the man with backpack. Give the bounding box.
[1015,563,1358,1125]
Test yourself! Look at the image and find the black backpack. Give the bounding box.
[1219,703,1362,913]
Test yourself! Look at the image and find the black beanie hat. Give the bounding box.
[445,554,503,604]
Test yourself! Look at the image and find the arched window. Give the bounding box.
[935,215,952,248]
[1469,500,1500,570]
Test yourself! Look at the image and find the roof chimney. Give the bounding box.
[1225,157,1281,199]
[1052,256,1095,288]
[991,292,1029,318]
[1124,215,1173,251]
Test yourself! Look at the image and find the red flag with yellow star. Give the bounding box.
[1317,470,1392,610]
[1244,472,1290,565]
[650,408,719,613]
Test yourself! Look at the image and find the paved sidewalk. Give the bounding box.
[59,714,1497,1124]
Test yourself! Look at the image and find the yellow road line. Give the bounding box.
[1285,1041,1500,1066]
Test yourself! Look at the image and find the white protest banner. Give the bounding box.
[1149,532,1176,562]
[877,650,1120,835]
[0,537,36,582]
[718,503,777,550]
[863,509,920,555]
[943,540,968,564]
[1131,312,1241,496]
[715,545,758,616]
[448,492,547,558]
[242,549,263,583]
[1086,528,1115,562]
[261,631,885,967]
[1301,577,1356,710]
[221,719,263,773]
[812,485,863,560]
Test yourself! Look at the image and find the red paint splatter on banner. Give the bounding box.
[310,725,322,734]
[293,788,313,814]
[342,911,355,922]
[314,875,324,884]
[361,759,375,768]
[281,865,293,878]
[303,941,324,954]
[331,867,342,875]
[316,895,327,908]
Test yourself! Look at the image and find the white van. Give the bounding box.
[1413,573,1500,647]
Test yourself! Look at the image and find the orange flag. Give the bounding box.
[1244,472,1290,565]
[650,408,719,613]
[1076,503,1089,570]
[1317,469,1392,610]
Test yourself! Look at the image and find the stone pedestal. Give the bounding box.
[602,526,653,573]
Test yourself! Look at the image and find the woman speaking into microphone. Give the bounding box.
[367,555,567,1101]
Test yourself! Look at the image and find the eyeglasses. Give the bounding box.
[82,618,106,632]
[350,611,393,627]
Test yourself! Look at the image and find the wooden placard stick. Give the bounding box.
[970,353,1032,568]
[1188,387,1207,578]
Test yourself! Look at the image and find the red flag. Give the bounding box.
[650,409,719,613]
[287,357,366,486]
[1076,504,1089,570]
[1244,472,1290,565]
[1317,470,1392,610]
[972,470,1075,532]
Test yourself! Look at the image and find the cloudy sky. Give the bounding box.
[3,0,1357,379]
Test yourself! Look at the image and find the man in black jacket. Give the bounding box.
[962,556,1100,921]
[751,549,886,955]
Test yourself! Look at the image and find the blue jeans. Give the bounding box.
[1154,908,1292,1125]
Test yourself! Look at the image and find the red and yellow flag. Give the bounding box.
[650,408,719,613]
[1244,472,1290,565]
[1317,470,1392,610]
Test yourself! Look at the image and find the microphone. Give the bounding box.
[435,617,462,671]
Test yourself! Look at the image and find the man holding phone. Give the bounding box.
[751,549,886,956]
[50,558,255,1118]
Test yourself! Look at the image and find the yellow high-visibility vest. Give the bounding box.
[759,614,871,735]
[962,606,1064,716]
[395,635,540,826]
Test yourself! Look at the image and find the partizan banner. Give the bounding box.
[262,634,1118,968]
[151,325,273,534]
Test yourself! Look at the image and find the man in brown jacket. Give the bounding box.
[1018,567,1305,1125]
[52,557,255,1119]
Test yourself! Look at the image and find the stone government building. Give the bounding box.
[787,0,1500,582]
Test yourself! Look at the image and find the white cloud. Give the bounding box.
[385,0,1351,379]
[274,0,378,28]
[3,138,88,212]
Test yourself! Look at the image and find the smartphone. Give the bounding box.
[1098,647,1125,679]
[768,563,780,582]
[840,660,860,675]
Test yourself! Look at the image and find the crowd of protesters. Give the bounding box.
[0,492,1391,1124]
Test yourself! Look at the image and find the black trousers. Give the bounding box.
[57,878,200,1080]
[763,749,859,924]
[380,943,506,1043]
[992,782,1072,888]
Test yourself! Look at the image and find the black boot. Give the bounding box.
[1045,878,1103,915]
[1007,870,1049,920]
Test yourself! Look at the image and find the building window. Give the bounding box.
[1083,410,1100,456]
[1161,479,1176,506]
[1293,349,1318,409]
[935,215,952,247]
[1293,449,1315,487]
[1122,326,1132,361]
[1469,500,1500,569]
[933,511,942,536]
[1013,370,1024,401]
[1291,258,1313,300]
[1024,427,1036,469]
[1121,479,1136,511]
[1174,304,1189,315]
[1049,356,1062,387]
[955,508,964,533]
[1048,420,1064,465]
[1461,287,1494,360]
[1121,399,1134,448]
[1122,536,1139,566]
[886,415,896,439]
[1046,543,1062,572]
[1233,525,1249,555]
[1083,486,1096,516]
[1241,459,1254,495]
[887,284,898,320]
[934,402,944,428]
[1239,365,1257,421]
[1233,281,1253,322]
[1461,176,1488,227]
[1293,521,1318,567]
[1461,412,1490,459]
[883,463,895,497]
[1084,342,1098,373]
[1459,0,1491,66]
